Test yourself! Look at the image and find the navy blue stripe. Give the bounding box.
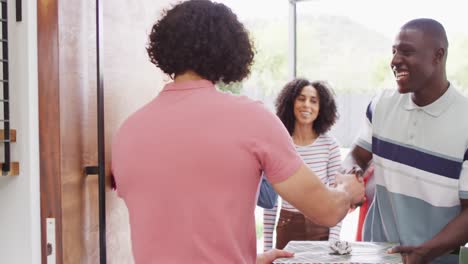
[464,149,468,161]
[366,102,372,123]
[372,137,462,179]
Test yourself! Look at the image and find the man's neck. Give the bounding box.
[412,79,449,107]
[174,71,205,83]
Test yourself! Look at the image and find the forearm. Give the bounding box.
[274,164,363,228]
[419,207,468,261]
[316,187,351,227]
[297,176,352,227]
[278,178,350,227]
[341,146,372,173]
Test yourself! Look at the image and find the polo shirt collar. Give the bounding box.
[162,79,214,91]
[403,83,455,117]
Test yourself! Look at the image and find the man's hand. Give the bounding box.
[256,249,294,264]
[388,245,430,264]
[335,173,365,207]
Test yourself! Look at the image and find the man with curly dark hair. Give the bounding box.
[146,0,254,84]
[111,1,365,263]
[262,79,343,249]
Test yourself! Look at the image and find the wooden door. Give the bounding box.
[38,0,175,263]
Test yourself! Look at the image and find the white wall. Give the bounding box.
[332,93,373,147]
[0,0,40,263]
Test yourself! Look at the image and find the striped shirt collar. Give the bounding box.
[403,83,455,117]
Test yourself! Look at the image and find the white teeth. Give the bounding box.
[396,72,409,77]
[301,112,311,117]
[396,72,409,80]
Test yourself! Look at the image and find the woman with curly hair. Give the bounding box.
[112,1,364,263]
[262,78,342,250]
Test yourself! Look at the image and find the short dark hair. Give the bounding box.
[275,78,338,136]
[147,0,255,84]
[402,18,448,49]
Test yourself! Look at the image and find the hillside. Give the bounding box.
[240,15,394,94]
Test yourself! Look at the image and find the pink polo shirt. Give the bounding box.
[112,80,302,263]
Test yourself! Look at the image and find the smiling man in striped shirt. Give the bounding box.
[343,18,468,264]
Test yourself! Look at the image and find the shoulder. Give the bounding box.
[447,87,468,130]
[371,88,401,106]
[319,133,339,144]
[215,90,289,139]
[114,99,154,136]
[317,134,340,149]
[217,89,271,111]
[221,91,279,123]
[368,88,406,118]
[451,86,468,109]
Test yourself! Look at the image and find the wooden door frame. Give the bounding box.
[37,0,63,262]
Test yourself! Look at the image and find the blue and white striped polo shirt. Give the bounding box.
[356,85,468,264]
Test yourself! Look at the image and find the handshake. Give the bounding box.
[335,165,366,209]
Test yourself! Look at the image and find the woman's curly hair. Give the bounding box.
[275,78,338,136]
[147,0,255,84]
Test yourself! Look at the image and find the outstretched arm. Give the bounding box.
[273,164,365,228]
[341,145,373,174]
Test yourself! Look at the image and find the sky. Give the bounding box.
[217,0,468,39]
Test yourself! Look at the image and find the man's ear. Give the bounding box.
[434,47,445,64]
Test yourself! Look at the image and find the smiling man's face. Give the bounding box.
[390,27,438,94]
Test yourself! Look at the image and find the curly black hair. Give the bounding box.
[147,0,255,84]
[275,78,338,136]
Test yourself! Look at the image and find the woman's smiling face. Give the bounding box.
[293,85,320,126]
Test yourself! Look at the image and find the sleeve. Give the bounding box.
[263,203,279,251]
[460,149,468,199]
[354,92,382,152]
[355,101,373,152]
[249,102,303,184]
[327,137,342,241]
[327,138,342,187]
[329,222,342,242]
[257,174,279,209]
